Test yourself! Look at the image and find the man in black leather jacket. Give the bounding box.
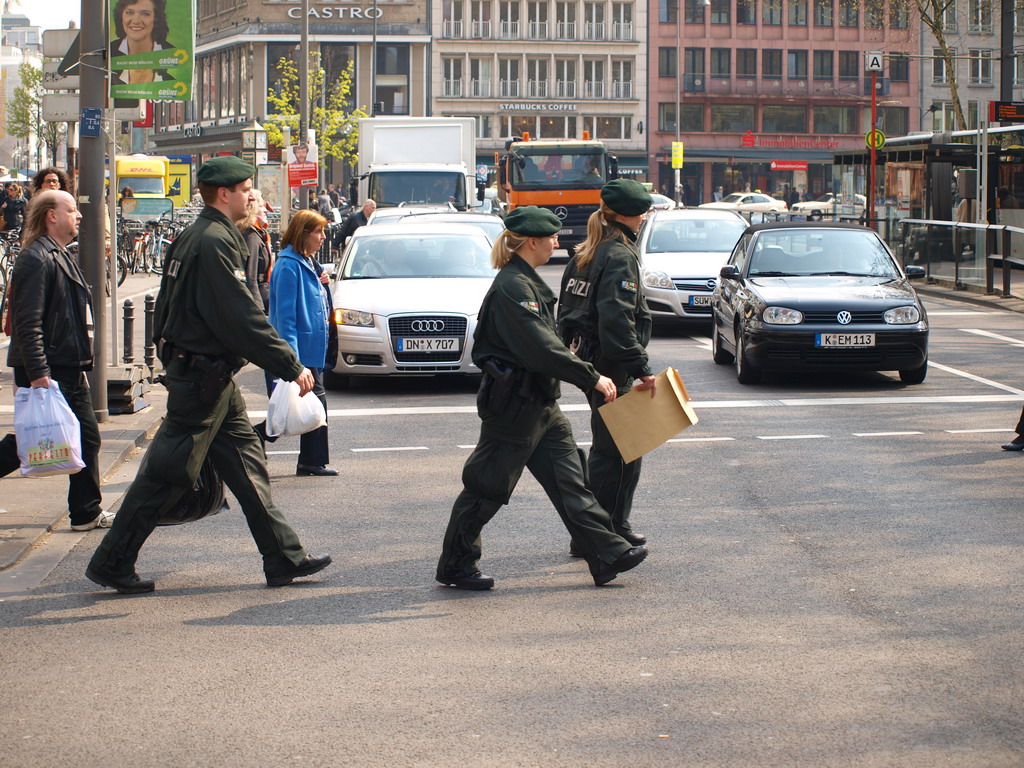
[0,190,111,531]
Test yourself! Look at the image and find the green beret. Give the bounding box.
[197,156,255,187]
[601,178,652,216]
[504,206,563,237]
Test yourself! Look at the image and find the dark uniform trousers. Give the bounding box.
[0,369,102,527]
[437,396,631,580]
[586,383,643,533]
[89,358,307,578]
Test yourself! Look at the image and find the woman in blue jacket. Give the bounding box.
[268,209,337,476]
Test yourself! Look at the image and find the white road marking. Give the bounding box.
[266,450,300,455]
[924,362,1024,395]
[945,428,1013,434]
[689,335,713,349]
[928,310,990,315]
[667,436,735,443]
[756,434,829,440]
[959,328,1024,346]
[853,431,924,436]
[351,446,428,453]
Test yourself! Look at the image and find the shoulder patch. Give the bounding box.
[233,268,247,282]
[620,280,638,293]
[519,300,540,314]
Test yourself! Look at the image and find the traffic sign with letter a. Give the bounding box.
[865,51,884,71]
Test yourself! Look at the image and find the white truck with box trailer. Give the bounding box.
[349,117,484,211]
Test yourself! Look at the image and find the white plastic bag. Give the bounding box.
[265,379,327,438]
[14,381,86,477]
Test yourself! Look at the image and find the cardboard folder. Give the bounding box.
[598,367,698,464]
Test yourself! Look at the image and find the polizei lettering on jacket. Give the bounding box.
[564,277,591,297]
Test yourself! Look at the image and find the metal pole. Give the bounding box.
[299,0,309,145]
[108,118,119,364]
[122,299,135,364]
[371,0,378,113]
[869,70,877,230]
[280,124,291,234]
[674,1,681,207]
[80,0,109,421]
[143,293,156,372]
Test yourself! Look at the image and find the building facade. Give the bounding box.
[648,0,919,205]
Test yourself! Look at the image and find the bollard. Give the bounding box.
[122,299,135,364]
[144,293,156,372]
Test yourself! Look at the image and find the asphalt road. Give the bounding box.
[1,265,1022,767]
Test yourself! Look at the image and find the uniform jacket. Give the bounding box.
[7,235,94,380]
[268,244,330,369]
[153,206,303,382]
[242,225,271,312]
[557,223,653,383]
[472,253,600,400]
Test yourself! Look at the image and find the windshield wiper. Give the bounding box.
[752,271,794,277]
[807,271,882,277]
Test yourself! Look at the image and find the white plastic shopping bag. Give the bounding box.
[14,381,86,477]
[265,379,327,438]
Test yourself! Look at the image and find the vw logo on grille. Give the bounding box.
[411,319,445,333]
[554,206,568,219]
[706,279,717,290]
[837,311,852,325]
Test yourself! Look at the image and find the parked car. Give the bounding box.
[637,209,747,325]
[791,192,866,217]
[711,221,929,384]
[648,192,677,211]
[699,193,789,213]
[328,222,496,387]
[367,205,456,225]
[393,211,505,243]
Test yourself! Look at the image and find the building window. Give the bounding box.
[788,0,807,25]
[838,50,858,80]
[443,0,464,37]
[612,2,633,38]
[471,1,492,37]
[813,50,833,80]
[711,48,731,77]
[813,105,858,133]
[527,58,548,98]
[659,103,705,132]
[443,57,464,96]
[969,0,992,32]
[890,54,909,82]
[556,2,577,37]
[376,45,409,115]
[659,47,678,78]
[584,58,606,98]
[1016,54,1024,85]
[969,49,992,85]
[556,58,577,97]
[499,1,520,38]
[763,0,782,24]
[737,49,757,76]
[583,115,631,139]
[737,0,757,24]
[612,59,633,98]
[684,47,705,75]
[837,0,857,26]
[710,0,730,23]
[813,0,833,26]
[659,0,677,22]
[499,57,521,97]
[890,0,908,27]
[711,104,755,132]
[864,3,883,27]
[878,106,908,135]
[763,104,806,132]
[787,50,807,80]
[527,1,549,38]
[323,44,357,111]
[685,0,707,22]
[584,1,606,38]
[940,3,957,32]
[763,49,782,78]
[470,57,492,97]
[933,48,954,84]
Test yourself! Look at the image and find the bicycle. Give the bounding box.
[0,229,21,334]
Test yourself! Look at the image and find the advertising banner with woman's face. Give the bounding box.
[109,0,194,100]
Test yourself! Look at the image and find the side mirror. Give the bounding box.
[719,264,741,280]
[904,265,926,280]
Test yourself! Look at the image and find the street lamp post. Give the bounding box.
[675,0,710,206]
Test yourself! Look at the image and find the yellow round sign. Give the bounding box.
[865,129,886,150]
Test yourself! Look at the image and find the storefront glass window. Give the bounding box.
[763,105,806,132]
[323,44,357,111]
[813,105,858,134]
[711,104,755,132]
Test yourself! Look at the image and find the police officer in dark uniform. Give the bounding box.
[437,206,648,590]
[558,179,656,552]
[87,157,332,594]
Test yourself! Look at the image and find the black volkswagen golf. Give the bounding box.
[711,222,929,384]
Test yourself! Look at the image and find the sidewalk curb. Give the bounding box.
[916,281,1024,314]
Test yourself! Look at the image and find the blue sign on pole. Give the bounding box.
[80,108,102,138]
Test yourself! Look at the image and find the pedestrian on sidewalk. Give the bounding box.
[557,179,656,554]
[1002,405,1024,451]
[86,156,332,595]
[0,190,112,531]
[436,206,648,590]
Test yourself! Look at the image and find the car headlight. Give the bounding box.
[884,305,921,324]
[642,269,674,289]
[762,306,804,324]
[334,308,374,327]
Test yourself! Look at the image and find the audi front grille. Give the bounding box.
[388,315,469,364]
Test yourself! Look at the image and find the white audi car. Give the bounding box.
[328,222,496,387]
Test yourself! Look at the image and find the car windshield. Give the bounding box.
[342,235,497,279]
[646,219,745,253]
[397,214,505,242]
[748,229,900,278]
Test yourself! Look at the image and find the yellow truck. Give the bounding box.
[114,154,171,200]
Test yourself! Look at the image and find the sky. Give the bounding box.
[16,0,81,32]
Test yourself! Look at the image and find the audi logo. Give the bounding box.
[554,206,568,220]
[411,319,445,333]
[837,311,852,325]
